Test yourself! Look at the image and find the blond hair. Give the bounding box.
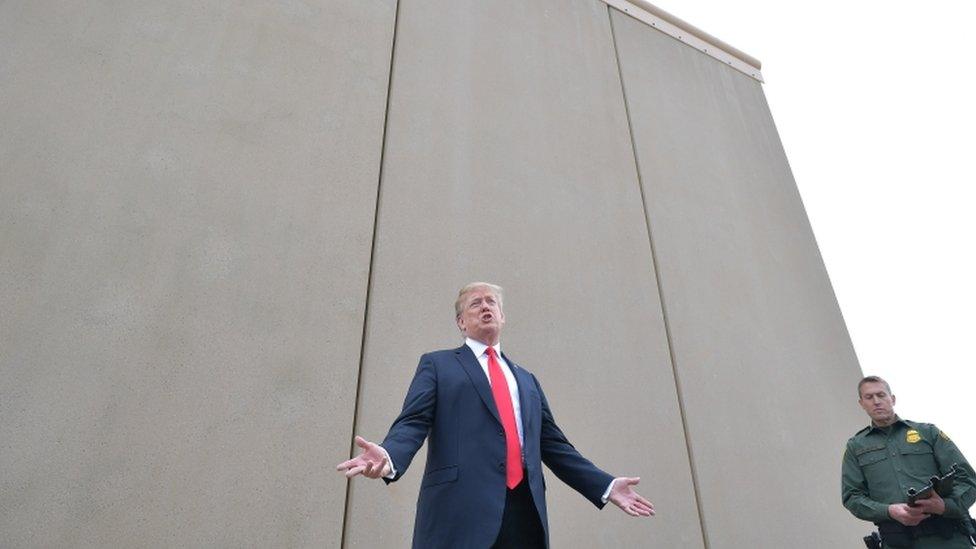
[454,282,504,318]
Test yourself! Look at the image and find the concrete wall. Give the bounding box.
[0,0,396,546]
[610,9,866,547]
[1,0,865,547]
[343,0,700,547]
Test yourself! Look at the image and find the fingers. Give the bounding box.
[344,464,366,478]
[338,458,385,480]
[631,500,655,516]
[612,492,656,518]
[369,455,389,479]
[622,501,653,517]
[336,457,361,471]
[355,436,373,450]
[635,494,653,508]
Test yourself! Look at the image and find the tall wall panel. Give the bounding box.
[343,1,703,547]
[610,9,866,547]
[0,1,395,546]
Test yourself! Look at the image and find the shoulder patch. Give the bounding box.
[939,430,952,442]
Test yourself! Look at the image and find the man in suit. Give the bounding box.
[337,282,654,548]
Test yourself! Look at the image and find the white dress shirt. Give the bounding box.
[464,337,524,446]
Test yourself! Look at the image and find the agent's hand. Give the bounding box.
[888,503,929,526]
[336,436,392,479]
[911,492,946,516]
[608,477,655,517]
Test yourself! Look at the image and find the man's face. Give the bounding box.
[858,382,897,424]
[456,287,505,346]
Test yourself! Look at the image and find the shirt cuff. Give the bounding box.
[379,446,397,479]
[601,478,617,504]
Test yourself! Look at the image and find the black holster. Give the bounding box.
[863,531,882,549]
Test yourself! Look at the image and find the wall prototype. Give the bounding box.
[0,1,395,546]
[0,0,866,547]
[344,0,700,547]
[610,9,866,547]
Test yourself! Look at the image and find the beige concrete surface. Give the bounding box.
[610,9,867,548]
[342,0,703,547]
[0,0,395,546]
[1,0,870,546]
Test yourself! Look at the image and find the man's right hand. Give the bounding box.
[336,436,392,479]
[888,503,929,526]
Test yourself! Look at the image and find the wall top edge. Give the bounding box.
[602,0,764,82]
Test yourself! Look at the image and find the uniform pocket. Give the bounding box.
[900,445,934,456]
[900,444,937,471]
[421,465,458,487]
[856,446,889,467]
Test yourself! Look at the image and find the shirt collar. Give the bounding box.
[867,415,907,433]
[465,337,501,359]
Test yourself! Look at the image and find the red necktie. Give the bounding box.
[487,346,523,489]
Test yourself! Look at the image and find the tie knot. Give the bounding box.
[486,346,497,359]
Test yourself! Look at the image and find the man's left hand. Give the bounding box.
[608,477,655,517]
[912,492,946,515]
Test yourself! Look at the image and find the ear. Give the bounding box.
[891,393,896,406]
[456,315,465,334]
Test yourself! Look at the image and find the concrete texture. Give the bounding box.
[342,1,702,547]
[0,0,396,546]
[610,8,867,547]
[1,0,870,547]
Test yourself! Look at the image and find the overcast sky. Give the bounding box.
[646,1,975,459]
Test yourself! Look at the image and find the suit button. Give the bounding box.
[498,430,504,436]
[499,462,505,470]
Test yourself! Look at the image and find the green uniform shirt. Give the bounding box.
[842,417,976,524]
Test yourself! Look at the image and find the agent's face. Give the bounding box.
[858,382,897,425]
[456,287,505,346]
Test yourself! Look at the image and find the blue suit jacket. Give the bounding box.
[382,345,614,549]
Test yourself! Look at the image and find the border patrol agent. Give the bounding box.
[843,375,976,548]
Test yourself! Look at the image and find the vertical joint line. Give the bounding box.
[341,1,401,547]
[607,8,710,549]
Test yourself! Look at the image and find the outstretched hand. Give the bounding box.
[608,477,655,517]
[336,436,391,479]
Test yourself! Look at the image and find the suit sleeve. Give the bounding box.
[929,425,976,519]
[380,354,437,483]
[841,440,890,523]
[533,374,615,509]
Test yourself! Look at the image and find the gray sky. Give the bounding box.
[648,0,975,462]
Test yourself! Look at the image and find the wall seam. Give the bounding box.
[340,0,401,546]
[606,7,710,548]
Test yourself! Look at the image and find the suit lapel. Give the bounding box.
[505,352,533,435]
[454,345,501,426]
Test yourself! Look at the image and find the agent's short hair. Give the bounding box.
[858,375,892,399]
[454,282,504,319]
